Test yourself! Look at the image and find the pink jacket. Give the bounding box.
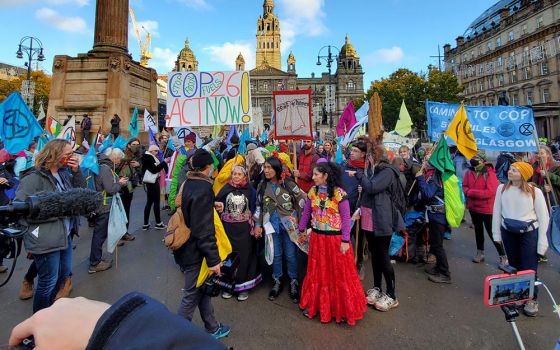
[462,164,499,215]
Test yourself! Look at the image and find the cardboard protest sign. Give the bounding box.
[166,71,252,127]
[273,90,313,140]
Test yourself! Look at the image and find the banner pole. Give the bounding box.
[407,138,441,196]
[292,141,298,181]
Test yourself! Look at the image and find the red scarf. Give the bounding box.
[348,159,366,169]
[229,177,248,189]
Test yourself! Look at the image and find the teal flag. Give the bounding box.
[98,135,113,153]
[0,92,43,154]
[238,128,250,155]
[112,135,129,151]
[166,138,176,152]
[128,107,139,138]
[80,135,100,175]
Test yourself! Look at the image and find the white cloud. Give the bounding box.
[0,0,88,7]
[151,47,178,74]
[365,46,405,64]
[129,19,160,41]
[203,42,255,70]
[177,0,210,10]
[35,7,87,33]
[278,0,326,53]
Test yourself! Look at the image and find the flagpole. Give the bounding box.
[407,138,441,196]
[292,140,298,181]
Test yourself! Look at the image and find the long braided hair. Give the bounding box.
[313,162,343,200]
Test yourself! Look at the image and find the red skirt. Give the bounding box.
[299,231,367,325]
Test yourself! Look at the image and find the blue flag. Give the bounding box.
[0,92,43,154]
[148,128,159,147]
[335,137,343,164]
[226,125,237,145]
[80,136,100,175]
[35,133,51,154]
[98,134,113,153]
[166,138,176,152]
[238,128,250,155]
[128,107,139,138]
[112,135,129,150]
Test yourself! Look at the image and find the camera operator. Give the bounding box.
[9,292,226,349]
[173,149,231,340]
[15,139,86,313]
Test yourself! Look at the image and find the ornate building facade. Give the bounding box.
[165,0,365,138]
[444,0,560,139]
[244,0,365,138]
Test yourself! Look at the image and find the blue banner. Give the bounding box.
[0,92,43,154]
[426,101,537,152]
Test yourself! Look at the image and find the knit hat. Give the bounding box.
[184,132,196,143]
[278,142,289,153]
[191,149,214,169]
[246,143,257,152]
[511,161,533,181]
[474,151,487,162]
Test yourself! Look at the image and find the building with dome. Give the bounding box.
[443,0,560,139]
[174,38,198,72]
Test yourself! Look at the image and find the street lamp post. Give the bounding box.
[16,36,45,108]
[316,45,339,129]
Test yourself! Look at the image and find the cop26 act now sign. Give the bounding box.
[426,101,538,152]
[165,71,252,127]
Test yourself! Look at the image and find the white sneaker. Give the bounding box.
[221,291,233,299]
[366,287,382,305]
[374,293,399,312]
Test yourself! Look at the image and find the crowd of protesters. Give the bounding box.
[1,125,555,344]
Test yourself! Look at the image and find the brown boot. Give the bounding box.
[54,277,73,300]
[19,279,34,300]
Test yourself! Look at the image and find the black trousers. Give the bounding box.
[428,221,450,277]
[144,183,161,225]
[90,212,110,266]
[121,190,134,230]
[470,210,505,255]
[365,233,396,299]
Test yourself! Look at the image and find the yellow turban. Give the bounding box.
[511,162,533,181]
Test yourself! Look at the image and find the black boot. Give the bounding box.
[289,279,299,303]
[268,278,283,301]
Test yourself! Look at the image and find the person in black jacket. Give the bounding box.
[173,148,231,339]
[9,292,226,349]
[0,162,16,273]
[141,145,169,230]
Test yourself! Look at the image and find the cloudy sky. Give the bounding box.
[0,0,494,87]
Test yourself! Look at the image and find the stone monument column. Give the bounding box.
[92,0,129,54]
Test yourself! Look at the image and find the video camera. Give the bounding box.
[202,252,240,297]
[0,188,102,288]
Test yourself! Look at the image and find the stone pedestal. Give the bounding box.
[46,0,157,140]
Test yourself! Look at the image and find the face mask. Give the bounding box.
[130,145,140,152]
[470,159,480,167]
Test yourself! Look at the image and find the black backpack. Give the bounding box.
[386,166,407,216]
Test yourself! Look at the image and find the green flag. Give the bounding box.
[429,136,455,181]
[394,100,413,136]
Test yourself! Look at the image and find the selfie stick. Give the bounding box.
[501,305,525,350]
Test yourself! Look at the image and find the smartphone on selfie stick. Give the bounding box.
[484,266,535,350]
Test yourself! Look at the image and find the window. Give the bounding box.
[250,83,256,92]
[537,16,544,29]
[540,61,549,75]
[523,66,532,80]
[542,88,550,103]
[521,24,528,35]
[496,37,501,47]
[509,31,514,41]
[479,79,484,92]
[347,80,355,91]
[497,57,503,67]
[488,76,494,89]
[262,81,269,91]
[510,70,517,83]
[526,90,533,105]
[511,92,519,105]
[498,74,504,87]
[522,47,529,65]
[487,41,492,52]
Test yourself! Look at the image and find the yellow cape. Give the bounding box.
[196,208,233,287]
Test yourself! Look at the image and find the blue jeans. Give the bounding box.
[270,214,298,280]
[33,235,73,313]
[501,227,538,298]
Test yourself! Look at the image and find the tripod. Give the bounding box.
[501,305,525,350]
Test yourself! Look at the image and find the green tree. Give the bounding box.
[366,67,463,134]
[0,70,51,116]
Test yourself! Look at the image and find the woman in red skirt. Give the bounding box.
[298,162,367,325]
